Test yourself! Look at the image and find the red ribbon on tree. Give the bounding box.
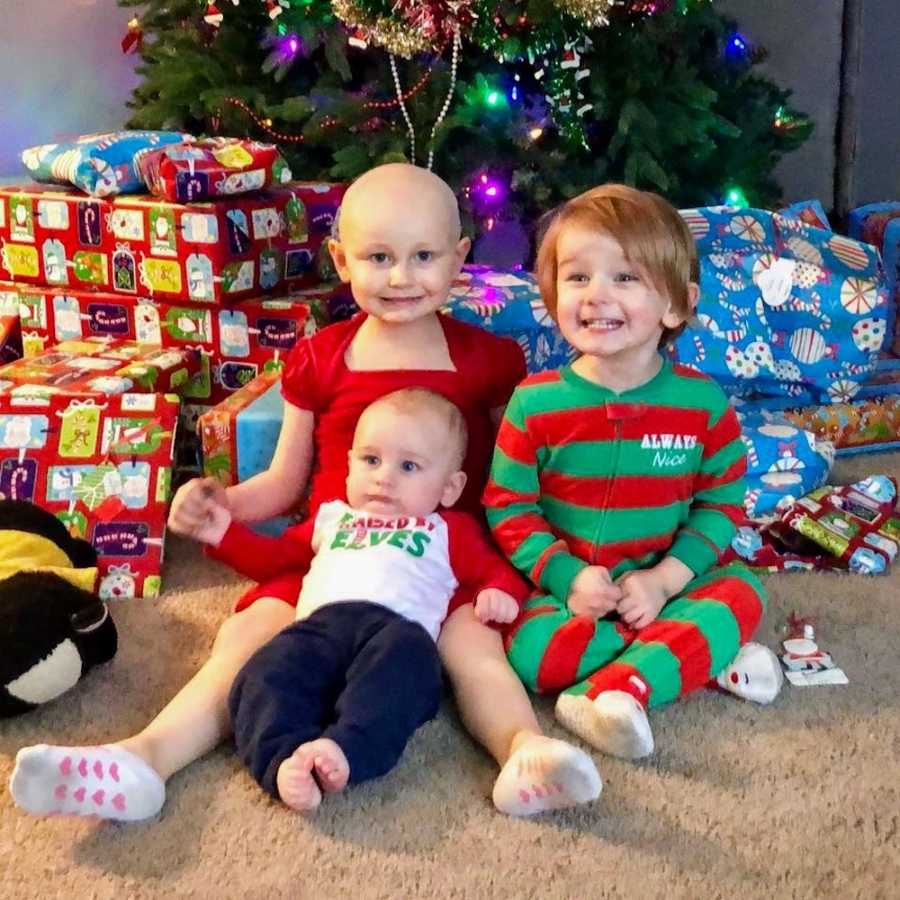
[121,16,143,54]
[392,0,475,44]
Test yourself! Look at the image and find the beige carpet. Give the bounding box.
[3,453,900,900]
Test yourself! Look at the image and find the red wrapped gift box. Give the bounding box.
[137,138,292,203]
[0,389,180,598]
[0,182,345,303]
[6,281,343,404]
[0,337,200,397]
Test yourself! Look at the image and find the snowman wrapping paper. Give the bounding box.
[670,206,889,404]
[0,182,345,304]
[0,390,181,599]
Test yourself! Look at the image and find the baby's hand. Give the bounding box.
[567,565,622,619]
[616,569,668,630]
[168,477,231,544]
[474,588,520,625]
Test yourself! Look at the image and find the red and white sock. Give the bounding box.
[10,744,165,822]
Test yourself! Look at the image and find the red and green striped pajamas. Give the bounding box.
[484,361,766,708]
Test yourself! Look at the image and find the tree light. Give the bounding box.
[724,186,749,208]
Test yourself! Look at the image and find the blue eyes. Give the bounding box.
[361,455,419,473]
[368,251,434,264]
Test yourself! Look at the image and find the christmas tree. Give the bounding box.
[118,0,811,257]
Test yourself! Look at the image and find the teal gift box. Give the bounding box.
[199,368,290,535]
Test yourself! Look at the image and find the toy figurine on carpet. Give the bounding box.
[0,500,117,717]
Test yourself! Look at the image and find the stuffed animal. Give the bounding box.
[0,499,117,717]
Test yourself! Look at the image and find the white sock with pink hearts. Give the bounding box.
[492,734,602,817]
[10,744,165,822]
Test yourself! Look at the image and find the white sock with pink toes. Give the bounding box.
[10,744,165,822]
[492,735,602,817]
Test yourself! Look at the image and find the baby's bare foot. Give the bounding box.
[276,739,350,812]
[276,749,322,812]
[307,738,350,794]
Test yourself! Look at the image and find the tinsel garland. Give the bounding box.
[331,0,617,57]
[555,0,615,28]
[330,0,431,56]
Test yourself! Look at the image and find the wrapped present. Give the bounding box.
[848,202,900,353]
[778,199,830,231]
[137,138,292,202]
[0,338,200,398]
[726,476,900,575]
[0,181,345,303]
[781,395,900,455]
[734,391,900,456]
[21,131,191,197]
[199,368,282,487]
[671,206,890,404]
[0,290,22,364]
[0,389,180,598]
[737,412,834,520]
[441,265,574,374]
[6,280,346,405]
[772,476,900,574]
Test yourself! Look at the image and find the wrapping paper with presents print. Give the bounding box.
[199,368,281,487]
[136,138,292,203]
[736,410,834,520]
[5,281,342,405]
[0,182,345,303]
[727,476,900,575]
[0,390,180,598]
[0,337,201,398]
[441,265,575,374]
[670,206,889,404]
[848,202,900,354]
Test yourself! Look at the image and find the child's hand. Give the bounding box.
[168,477,231,543]
[474,588,520,625]
[616,569,668,630]
[567,566,622,619]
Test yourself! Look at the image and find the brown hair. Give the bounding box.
[363,388,468,468]
[535,184,699,346]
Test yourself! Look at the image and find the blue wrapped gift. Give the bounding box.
[672,206,890,404]
[735,409,835,520]
[21,131,191,198]
[848,202,900,353]
[442,265,574,374]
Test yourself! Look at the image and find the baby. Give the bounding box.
[200,389,550,810]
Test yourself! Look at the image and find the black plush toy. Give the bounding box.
[0,500,117,717]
